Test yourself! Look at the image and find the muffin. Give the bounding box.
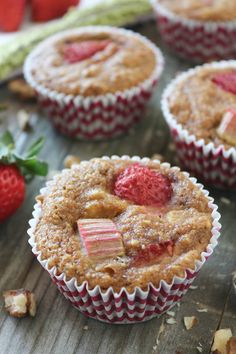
[24,26,164,140]
[162,60,236,189]
[28,156,221,323]
[150,0,236,62]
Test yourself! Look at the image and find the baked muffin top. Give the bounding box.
[34,158,212,292]
[168,67,236,149]
[158,0,236,22]
[28,29,157,96]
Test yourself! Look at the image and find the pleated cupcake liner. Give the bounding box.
[24,26,164,140]
[162,60,236,189]
[27,155,221,324]
[150,0,236,62]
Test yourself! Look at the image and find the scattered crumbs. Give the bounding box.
[197,308,208,313]
[196,346,203,353]
[83,325,88,331]
[156,338,159,345]
[17,110,31,131]
[153,345,157,351]
[166,311,175,317]
[159,322,165,335]
[189,285,198,290]
[220,197,231,205]
[168,143,175,152]
[166,317,177,325]
[183,316,198,330]
[176,303,180,308]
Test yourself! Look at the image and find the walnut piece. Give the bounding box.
[151,153,164,162]
[8,79,36,100]
[212,329,233,354]
[64,155,81,168]
[227,337,236,354]
[3,289,36,318]
[183,316,198,330]
[17,110,31,131]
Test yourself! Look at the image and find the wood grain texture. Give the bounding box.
[0,21,236,354]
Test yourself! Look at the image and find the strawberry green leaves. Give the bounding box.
[0,131,48,181]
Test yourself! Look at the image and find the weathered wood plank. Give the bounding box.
[0,22,235,354]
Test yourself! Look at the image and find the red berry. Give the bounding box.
[212,72,236,95]
[32,0,80,22]
[0,0,25,32]
[64,40,110,64]
[132,241,174,266]
[0,164,25,222]
[114,163,172,207]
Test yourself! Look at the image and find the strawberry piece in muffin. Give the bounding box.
[114,163,172,207]
[132,241,174,266]
[64,40,111,64]
[212,72,236,95]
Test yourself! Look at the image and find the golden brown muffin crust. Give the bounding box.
[29,31,157,96]
[34,159,212,292]
[168,67,236,149]
[158,0,236,22]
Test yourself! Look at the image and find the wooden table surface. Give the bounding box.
[0,21,235,354]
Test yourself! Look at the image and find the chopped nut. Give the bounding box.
[8,79,36,101]
[197,308,208,313]
[166,310,175,317]
[64,155,81,168]
[189,285,198,290]
[183,316,198,330]
[227,337,236,354]
[212,329,233,354]
[166,317,177,325]
[220,197,231,205]
[232,272,236,294]
[3,289,36,318]
[151,153,164,162]
[168,143,175,152]
[17,110,31,131]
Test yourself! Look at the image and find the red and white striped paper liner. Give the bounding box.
[162,60,236,190]
[150,0,236,62]
[27,156,221,324]
[23,26,164,141]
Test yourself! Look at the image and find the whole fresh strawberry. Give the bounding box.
[32,0,80,22]
[0,0,25,32]
[0,131,48,222]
